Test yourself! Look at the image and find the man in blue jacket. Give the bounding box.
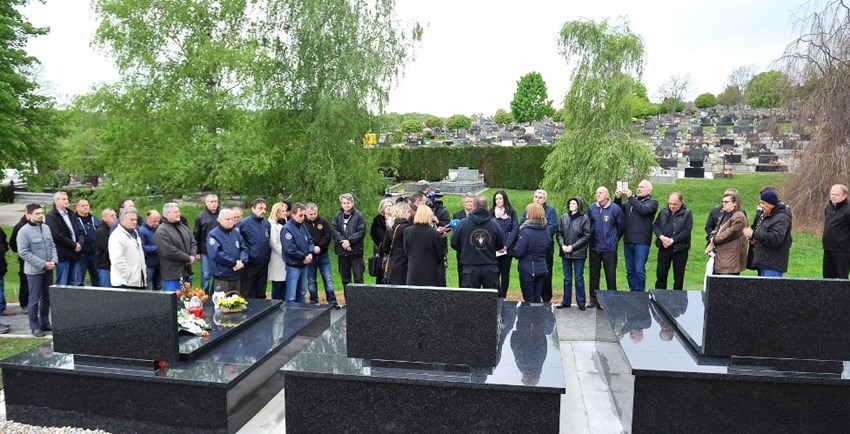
[138,210,161,290]
[238,198,271,298]
[519,190,558,302]
[208,209,248,292]
[282,203,315,303]
[587,186,625,309]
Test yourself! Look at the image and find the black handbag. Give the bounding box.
[368,254,383,277]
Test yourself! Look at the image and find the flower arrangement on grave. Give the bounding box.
[176,280,208,304]
[177,309,210,337]
[218,293,248,313]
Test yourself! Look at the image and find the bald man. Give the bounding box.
[615,180,659,291]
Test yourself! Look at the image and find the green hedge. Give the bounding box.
[372,145,553,190]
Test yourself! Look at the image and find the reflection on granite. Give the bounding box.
[285,301,565,391]
[344,284,499,366]
[283,301,564,433]
[51,286,179,362]
[651,289,704,351]
[702,276,850,360]
[178,298,282,359]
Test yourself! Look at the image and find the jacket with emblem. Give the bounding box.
[451,208,505,267]
[588,200,625,252]
[207,225,248,280]
[238,214,271,265]
[282,219,315,268]
[306,215,332,256]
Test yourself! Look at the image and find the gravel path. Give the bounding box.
[0,420,111,433]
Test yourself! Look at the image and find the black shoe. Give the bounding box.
[331,303,341,310]
[0,325,10,334]
[586,301,598,309]
[32,330,45,338]
[555,304,571,309]
[41,326,52,332]
[579,305,586,311]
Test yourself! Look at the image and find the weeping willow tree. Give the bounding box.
[783,0,850,231]
[78,0,420,204]
[542,19,658,199]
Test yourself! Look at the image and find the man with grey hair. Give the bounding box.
[155,203,197,292]
[332,193,366,288]
[208,209,248,292]
[109,207,147,289]
[194,194,220,291]
[823,184,850,278]
[520,189,558,301]
[45,191,84,285]
[452,192,477,283]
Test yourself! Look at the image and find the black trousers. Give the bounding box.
[824,251,850,279]
[589,250,617,302]
[18,257,28,307]
[542,248,554,302]
[655,248,689,290]
[496,255,512,298]
[461,265,499,290]
[338,255,364,288]
[239,264,268,299]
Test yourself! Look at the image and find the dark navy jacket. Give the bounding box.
[77,214,100,254]
[207,226,249,280]
[138,221,159,266]
[238,214,271,265]
[588,200,625,252]
[282,220,315,268]
[520,203,558,238]
[511,222,551,276]
[451,208,505,267]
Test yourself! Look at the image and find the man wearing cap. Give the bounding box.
[823,184,850,279]
[743,189,792,277]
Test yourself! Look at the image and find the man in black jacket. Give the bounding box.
[332,193,366,288]
[95,209,117,287]
[193,194,220,291]
[305,203,340,309]
[74,199,100,286]
[823,184,850,278]
[45,192,84,285]
[451,196,505,289]
[652,193,693,290]
[614,180,659,291]
[10,213,29,310]
[0,225,12,319]
[743,190,792,277]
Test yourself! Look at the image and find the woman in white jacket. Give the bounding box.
[109,208,147,289]
[268,201,290,300]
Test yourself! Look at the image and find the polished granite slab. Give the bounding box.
[51,285,179,362]
[2,303,331,434]
[179,298,282,359]
[283,302,565,433]
[597,290,850,433]
[344,284,499,366]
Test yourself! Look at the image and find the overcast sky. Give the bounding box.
[21,0,806,117]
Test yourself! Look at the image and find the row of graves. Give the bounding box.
[643,109,806,180]
[400,118,564,147]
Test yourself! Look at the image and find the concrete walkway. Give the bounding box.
[0,306,628,433]
[0,203,24,227]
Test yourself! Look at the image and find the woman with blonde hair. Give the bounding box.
[370,198,395,283]
[403,206,444,286]
[268,201,290,299]
[511,203,551,302]
[381,202,413,284]
[709,193,748,275]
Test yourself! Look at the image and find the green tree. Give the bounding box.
[493,109,513,125]
[424,116,443,129]
[0,1,62,176]
[509,71,555,123]
[87,0,420,203]
[543,19,657,198]
[694,92,717,108]
[445,114,471,131]
[746,70,792,109]
[624,78,661,118]
[716,84,741,108]
[401,119,422,134]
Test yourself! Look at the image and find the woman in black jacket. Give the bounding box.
[370,198,395,283]
[403,206,444,287]
[555,197,592,309]
[381,203,412,285]
[511,203,551,302]
[491,190,518,297]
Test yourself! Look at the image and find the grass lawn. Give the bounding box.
[0,173,823,304]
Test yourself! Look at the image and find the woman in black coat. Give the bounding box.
[370,198,395,283]
[511,203,551,302]
[381,202,412,285]
[491,190,518,298]
[404,206,444,287]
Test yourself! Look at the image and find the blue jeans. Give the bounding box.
[285,266,308,302]
[26,272,52,332]
[97,269,111,288]
[163,276,191,293]
[0,277,6,314]
[75,253,99,286]
[561,258,586,307]
[624,243,650,291]
[307,254,337,304]
[270,281,286,300]
[519,271,547,303]
[200,255,212,292]
[146,265,161,290]
[761,269,784,277]
[55,260,77,286]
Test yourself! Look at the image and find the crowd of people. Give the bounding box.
[0,182,847,336]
